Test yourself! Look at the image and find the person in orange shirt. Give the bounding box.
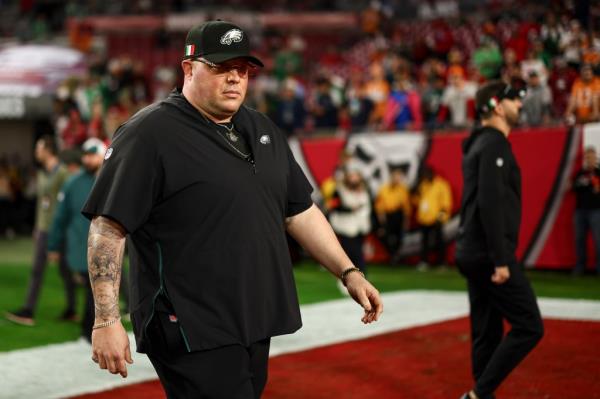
[364,62,390,127]
[565,64,600,123]
[375,167,411,263]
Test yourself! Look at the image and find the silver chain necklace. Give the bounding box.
[200,113,251,159]
[216,127,251,159]
[217,122,239,142]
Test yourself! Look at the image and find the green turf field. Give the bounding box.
[0,237,598,352]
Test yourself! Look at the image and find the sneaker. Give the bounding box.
[5,309,35,326]
[58,309,78,322]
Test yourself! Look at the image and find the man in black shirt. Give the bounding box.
[572,146,600,275]
[455,81,544,399]
[83,21,382,399]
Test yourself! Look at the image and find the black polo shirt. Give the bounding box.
[82,90,313,353]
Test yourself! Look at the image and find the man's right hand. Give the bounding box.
[491,265,510,284]
[91,321,133,378]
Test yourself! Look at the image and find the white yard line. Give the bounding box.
[0,291,598,399]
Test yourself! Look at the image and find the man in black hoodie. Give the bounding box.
[455,81,544,399]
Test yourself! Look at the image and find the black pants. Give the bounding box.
[457,260,544,399]
[338,234,366,274]
[381,211,405,257]
[146,311,270,399]
[24,230,76,314]
[420,222,445,265]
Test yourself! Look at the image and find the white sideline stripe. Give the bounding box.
[0,291,598,399]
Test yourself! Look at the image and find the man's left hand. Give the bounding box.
[344,273,383,324]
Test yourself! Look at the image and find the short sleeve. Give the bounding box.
[82,126,162,233]
[285,145,313,217]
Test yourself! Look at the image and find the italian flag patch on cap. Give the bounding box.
[185,44,195,57]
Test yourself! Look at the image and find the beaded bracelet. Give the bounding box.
[92,317,121,330]
[340,267,365,286]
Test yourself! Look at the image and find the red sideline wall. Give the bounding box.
[296,126,591,270]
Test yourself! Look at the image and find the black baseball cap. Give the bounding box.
[183,20,264,67]
[476,80,526,114]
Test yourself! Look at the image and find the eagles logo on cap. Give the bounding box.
[183,20,264,67]
[220,29,243,46]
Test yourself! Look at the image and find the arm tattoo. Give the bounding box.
[88,216,127,322]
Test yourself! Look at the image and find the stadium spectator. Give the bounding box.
[414,167,452,270]
[421,74,446,131]
[48,139,107,342]
[565,64,600,123]
[345,68,374,132]
[310,76,339,132]
[572,146,600,276]
[472,36,503,80]
[273,35,305,82]
[73,73,103,121]
[540,12,565,57]
[548,57,579,117]
[521,47,549,85]
[274,78,306,137]
[521,71,553,126]
[364,62,390,127]
[560,19,585,68]
[321,149,354,212]
[60,107,87,149]
[375,167,411,263]
[329,165,372,279]
[531,38,552,69]
[5,136,76,327]
[447,47,466,78]
[438,68,477,129]
[382,77,422,131]
[87,100,107,142]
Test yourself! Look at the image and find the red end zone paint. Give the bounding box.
[71,318,600,399]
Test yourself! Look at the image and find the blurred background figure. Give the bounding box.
[47,138,107,341]
[328,165,372,292]
[310,75,339,134]
[274,78,306,137]
[414,167,452,271]
[5,136,76,327]
[321,150,354,211]
[521,71,553,126]
[438,68,477,129]
[375,167,411,264]
[0,160,16,239]
[345,67,374,133]
[565,64,600,124]
[572,146,600,276]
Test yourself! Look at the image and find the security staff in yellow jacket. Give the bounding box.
[414,167,452,269]
[375,167,411,262]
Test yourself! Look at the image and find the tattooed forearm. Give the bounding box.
[88,216,127,323]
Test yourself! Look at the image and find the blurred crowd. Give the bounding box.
[36,6,600,146]
[249,9,600,136]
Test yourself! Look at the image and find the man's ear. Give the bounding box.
[494,100,505,118]
[181,60,193,80]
